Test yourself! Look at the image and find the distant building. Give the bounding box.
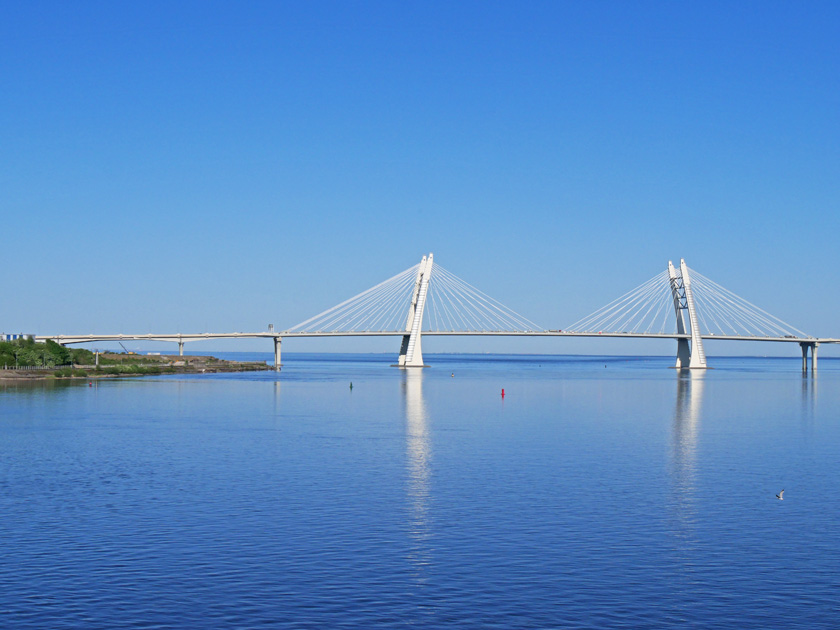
[0,333,30,341]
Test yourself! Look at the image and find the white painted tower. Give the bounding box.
[397,253,433,367]
[668,259,707,369]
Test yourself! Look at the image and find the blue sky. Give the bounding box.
[2,1,839,357]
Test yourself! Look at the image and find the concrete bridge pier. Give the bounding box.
[273,336,282,371]
[178,341,184,356]
[800,342,818,373]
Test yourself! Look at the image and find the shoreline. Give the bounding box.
[0,353,272,380]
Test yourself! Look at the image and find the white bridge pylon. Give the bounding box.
[565,258,812,369]
[397,254,433,367]
[285,252,542,367]
[669,259,706,368]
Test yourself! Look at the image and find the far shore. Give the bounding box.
[0,353,272,380]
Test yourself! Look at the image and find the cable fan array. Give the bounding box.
[286,260,543,333]
[285,265,421,333]
[285,256,808,339]
[565,271,675,334]
[687,268,808,339]
[565,266,810,339]
[426,264,541,332]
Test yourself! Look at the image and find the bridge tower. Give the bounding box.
[668,259,707,369]
[397,253,433,367]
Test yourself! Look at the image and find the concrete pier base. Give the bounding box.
[273,336,282,371]
[800,342,819,373]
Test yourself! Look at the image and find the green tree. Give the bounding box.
[70,348,95,364]
[46,339,72,366]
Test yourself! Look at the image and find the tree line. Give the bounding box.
[0,337,94,368]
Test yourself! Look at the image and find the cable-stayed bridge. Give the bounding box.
[41,253,837,371]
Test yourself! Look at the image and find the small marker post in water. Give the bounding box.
[501,388,505,398]
[349,382,353,391]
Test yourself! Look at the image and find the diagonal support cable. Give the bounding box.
[425,264,543,332]
[286,264,420,332]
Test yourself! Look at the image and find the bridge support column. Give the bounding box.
[668,259,707,369]
[675,338,691,368]
[273,336,282,371]
[799,342,819,373]
[397,254,433,368]
[178,341,184,356]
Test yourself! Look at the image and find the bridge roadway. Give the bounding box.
[39,331,840,343]
[38,330,837,372]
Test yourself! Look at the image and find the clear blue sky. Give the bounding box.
[3,1,839,356]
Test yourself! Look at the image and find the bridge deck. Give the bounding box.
[38,331,839,344]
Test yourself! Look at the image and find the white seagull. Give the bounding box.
[776,489,785,500]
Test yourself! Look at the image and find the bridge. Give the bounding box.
[40,254,837,372]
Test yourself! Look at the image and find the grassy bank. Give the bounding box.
[0,339,270,379]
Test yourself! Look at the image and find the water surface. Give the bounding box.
[1,354,838,628]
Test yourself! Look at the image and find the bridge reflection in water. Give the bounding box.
[801,372,817,433]
[670,371,705,534]
[402,369,432,582]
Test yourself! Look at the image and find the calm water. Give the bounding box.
[1,353,839,628]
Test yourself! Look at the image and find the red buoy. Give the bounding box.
[501,388,505,398]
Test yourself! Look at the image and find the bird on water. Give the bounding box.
[776,489,785,500]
